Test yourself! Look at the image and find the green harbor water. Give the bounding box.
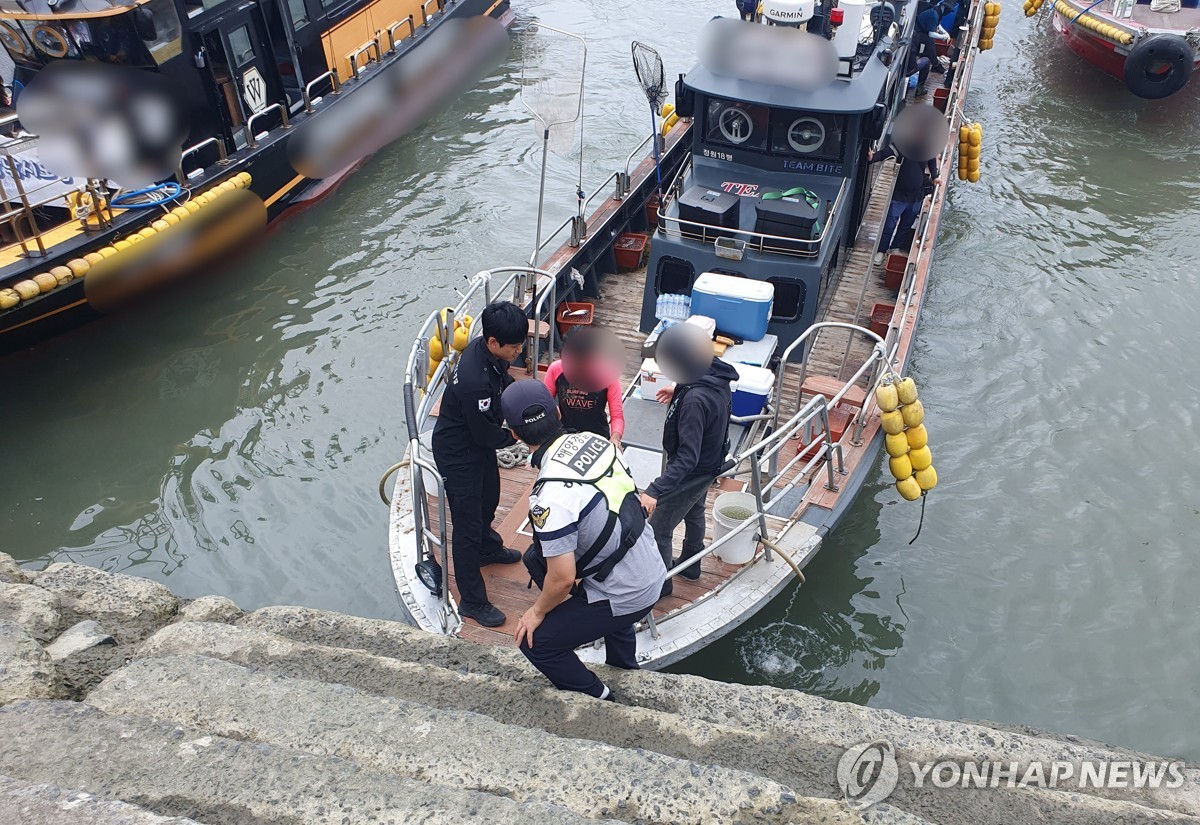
[2,0,1198,760]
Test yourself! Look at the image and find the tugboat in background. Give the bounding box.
[0,0,513,355]
[1033,0,1199,98]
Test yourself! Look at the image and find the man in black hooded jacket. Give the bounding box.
[639,354,738,596]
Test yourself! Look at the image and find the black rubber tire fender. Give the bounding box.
[1124,34,1194,100]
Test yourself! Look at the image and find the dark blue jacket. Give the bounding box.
[647,358,738,497]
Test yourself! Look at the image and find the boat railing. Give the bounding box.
[651,365,873,633]
[347,39,383,80]
[401,266,550,631]
[657,158,849,260]
[303,69,342,113]
[385,16,417,52]
[176,137,230,183]
[526,127,660,267]
[244,102,292,150]
[421,0,444,26]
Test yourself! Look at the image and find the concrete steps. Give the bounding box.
[1,559,1197,825]
[232,606,1200,825]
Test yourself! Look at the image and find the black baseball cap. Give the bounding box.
[501,379,556,427]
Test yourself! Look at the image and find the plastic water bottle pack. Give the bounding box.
[655,293,692,322]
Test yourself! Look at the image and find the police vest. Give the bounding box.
[533,432,645,583]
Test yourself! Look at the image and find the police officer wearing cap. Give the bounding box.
[502,379,666,699]
[432,301,528,628]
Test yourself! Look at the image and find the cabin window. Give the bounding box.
[286,0,311,29]
[137,0,183,65]
[228,25,255,66]
[705,98,769,152]
[766,277,805,321]
[655,256,695,296]
[769,111,845,162]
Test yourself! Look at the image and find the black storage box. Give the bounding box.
[677,187,740,233]
[755,195,821,251]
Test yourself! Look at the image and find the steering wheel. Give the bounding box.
[787,117,826,154]
[718,107,754,145]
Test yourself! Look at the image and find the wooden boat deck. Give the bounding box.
[434,160,903,644]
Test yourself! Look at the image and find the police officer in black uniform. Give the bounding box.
[432,300,528,628]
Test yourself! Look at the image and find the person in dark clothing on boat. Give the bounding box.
[914,1,951,80]
[870,138,939,266]
[639,324,737,596]
[503,380,665,700]
[431,300,527,628]
[906,35,933,99]
[735,0,758,21]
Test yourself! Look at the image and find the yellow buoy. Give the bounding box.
[67,259,91,278]
[84,252,106,266]
[138,227,157,241]
[184,200,202,214]
[968,169,981,183]
[909,445,933,471]
[915,465,938,491]
[162,213,181,226]
[901,399,925,428]
[881,409,906,435]
[98,246,119,258]
[113,240,133,252]
[0,288,20,309]
[875,382,900,412]
[152,219,170,232]
[14,280,40,300]
[895,377,918,405]
[905,424,928,450]
[50,266,75,286]
[33,273,58,293]
[125,233,143,245]
[452,324,470,352]
[171,206,191,220]
[889,454,913,480]
[885,431,910,458]
[896,475,922,501]
[428,333,445,364]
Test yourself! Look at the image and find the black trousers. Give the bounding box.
[519,591,652,696]
[649,471,713,572]
[438,453,503,607]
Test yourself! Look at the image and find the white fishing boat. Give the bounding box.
[384,0,985,667]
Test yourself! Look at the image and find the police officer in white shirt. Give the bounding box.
[501,379,666,699]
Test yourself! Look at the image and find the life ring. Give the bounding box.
[0,21,29,59]
[1123,34,1194,99]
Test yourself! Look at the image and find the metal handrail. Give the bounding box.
[244,102,292,149]
[657,163,849,258]
[386,15,416,51]
[348,39,382,79]
[303,69,341,113]
[176,136,228,182]
[581,170,623,216]
[527,216,573,266]
[421,0,443,26]
[623,131,656,181]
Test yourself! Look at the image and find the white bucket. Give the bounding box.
[711,492,760,565]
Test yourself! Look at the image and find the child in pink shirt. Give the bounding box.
[543,328,625,447]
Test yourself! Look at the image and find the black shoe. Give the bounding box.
[459,601,506,627]
[659,580,673,599]
[673,557,702,581]
[479,548,521,566]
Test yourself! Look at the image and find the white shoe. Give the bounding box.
[873,252,886,266]
[887,248,901,256]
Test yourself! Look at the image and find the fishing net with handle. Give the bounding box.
[631,40,667,195]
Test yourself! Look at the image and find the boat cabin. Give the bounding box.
[641,3,915,349]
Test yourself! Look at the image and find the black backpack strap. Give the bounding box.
[582,492,647,583]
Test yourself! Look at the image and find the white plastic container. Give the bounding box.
[690,273,775,342]
[730,362,775,418]
[685,314,718,338]
[639,358,672,397]
[711,491,760,564]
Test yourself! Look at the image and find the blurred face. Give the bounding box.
[488,337,523,363]
[562,328,626,392]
